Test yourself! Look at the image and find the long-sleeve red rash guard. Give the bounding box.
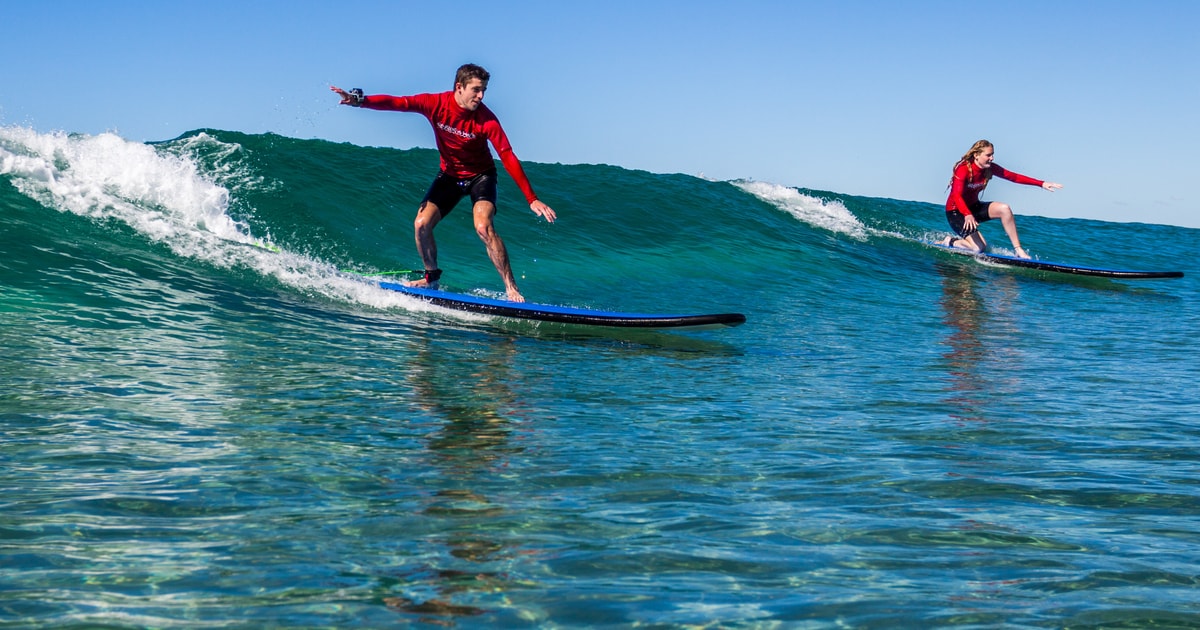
[361,91,539,205]
[946,162,1043,214]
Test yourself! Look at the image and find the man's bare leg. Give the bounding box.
[406,201,443,288]
[473,200,524,302]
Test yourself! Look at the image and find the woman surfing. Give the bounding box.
[942,139,1062,259]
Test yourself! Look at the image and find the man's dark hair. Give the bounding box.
[455,63,490,88]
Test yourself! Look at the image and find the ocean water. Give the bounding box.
[1,126,1198,628]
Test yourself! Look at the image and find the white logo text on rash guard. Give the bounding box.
[437,122,475,139]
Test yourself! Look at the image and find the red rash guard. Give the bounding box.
[946,162,1043,214]
[361,91,539,204]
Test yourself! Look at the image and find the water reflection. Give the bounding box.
[385,333,531,623]
[936,264,999,422]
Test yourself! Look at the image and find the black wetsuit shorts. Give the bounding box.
[421,169,498,215]
[946,201,991,237]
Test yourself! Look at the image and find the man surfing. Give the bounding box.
[332,63,556,302]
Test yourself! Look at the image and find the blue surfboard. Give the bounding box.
[378,281,746,329]
[926,241,1183,279]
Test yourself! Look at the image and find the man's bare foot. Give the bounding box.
[403,277,439,290]
[403,269,441,290]
[506,288,525,302]
[939,236,956,247]
[1014,246,1031,259]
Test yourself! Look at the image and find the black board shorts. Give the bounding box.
[421,170,498,215]
[946,201,991,237]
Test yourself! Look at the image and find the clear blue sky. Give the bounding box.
[3,1,1197,228]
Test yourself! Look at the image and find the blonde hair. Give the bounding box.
[949,139,994,188]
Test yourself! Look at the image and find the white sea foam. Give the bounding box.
[731,179,869,240]
[0,125,445,315]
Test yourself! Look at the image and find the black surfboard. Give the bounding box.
[927,242,1183,279]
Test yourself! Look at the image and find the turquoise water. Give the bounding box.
[2,126,1198,628]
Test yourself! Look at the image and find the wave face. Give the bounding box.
[2,126,1198,627]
